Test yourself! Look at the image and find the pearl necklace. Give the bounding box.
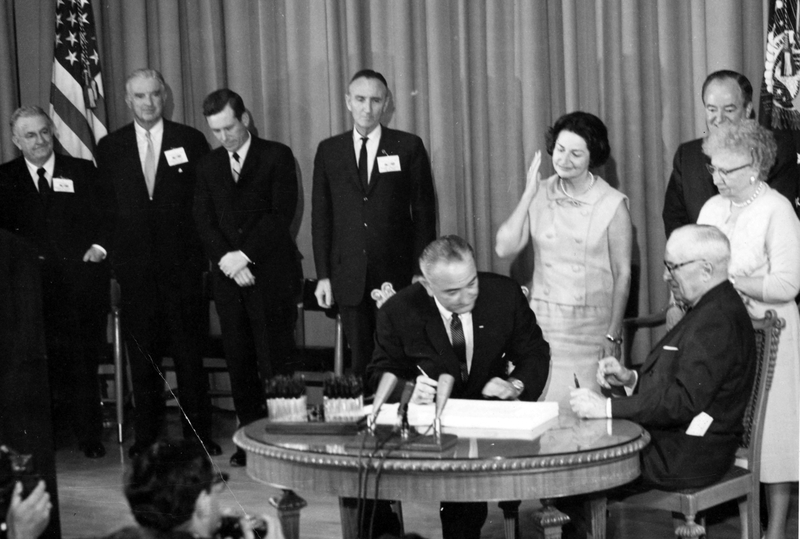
[559,172,596,206]
[731,180,764,208]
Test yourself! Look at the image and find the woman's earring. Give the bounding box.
[750,176,755,184]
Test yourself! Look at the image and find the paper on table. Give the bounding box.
[364,398,558,432]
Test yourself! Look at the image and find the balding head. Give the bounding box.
[664,225,730,306]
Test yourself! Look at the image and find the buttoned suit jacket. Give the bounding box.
[312,126,436,306]
[366,273,551,402]
[193,136,301,303]
[611,281,756,489]
[663,132,799,238]
[0,153,105,294]
[97,120,209,304]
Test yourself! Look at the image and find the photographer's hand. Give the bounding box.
[6,481,51,539]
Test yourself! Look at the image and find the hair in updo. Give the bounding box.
[702,119,777,181]
[545,111,611,168]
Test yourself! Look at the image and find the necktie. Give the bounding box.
[358,136,369,191]
[232,152,241,182]
[37,168,50,206]
[451,313,468,382]
[144,130,156,199]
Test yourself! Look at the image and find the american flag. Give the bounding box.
[760,0,800,130]
[49,0,107,161]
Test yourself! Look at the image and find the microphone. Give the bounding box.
[396,380,416,438]
[434,373,455,439]
[368,372,398,433]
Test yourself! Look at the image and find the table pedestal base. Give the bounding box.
[268,489,306,539]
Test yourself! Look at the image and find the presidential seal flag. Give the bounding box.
[49,0,107,161]
[760,0,800,130]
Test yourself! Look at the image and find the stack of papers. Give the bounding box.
[364,399,559,439]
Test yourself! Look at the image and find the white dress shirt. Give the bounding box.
[25,153,55,191]
[433,296,474,372]
[134,119,163,172]
[352,124,381,183]
[228,132,252,180]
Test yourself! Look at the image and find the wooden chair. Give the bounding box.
[620,309,783,539]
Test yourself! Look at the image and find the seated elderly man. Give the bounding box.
[366,235,550,539]
[103,440,277,539]
[570,224,756,489]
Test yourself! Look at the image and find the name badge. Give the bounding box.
[662,345,678,351]
[686,411,713,436]
[164,147,189,166]
[377,155,401,173]
[53,177,74,193]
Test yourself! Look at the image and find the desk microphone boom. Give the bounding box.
[434,373,455,440]
[368,372,398,434]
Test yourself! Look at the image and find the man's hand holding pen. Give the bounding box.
[411,365,438,405]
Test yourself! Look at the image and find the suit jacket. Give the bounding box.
[96,120,209,300]
[193,136,301,301]
[312,126,436,306]
[663,132,799,238]
[366,273,551,402]
[612,280,756,489]
[0,153,104,284]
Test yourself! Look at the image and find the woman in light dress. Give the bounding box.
[697,119,800,539]
[495,111,632,408]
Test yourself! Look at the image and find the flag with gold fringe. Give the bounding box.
[49,0,107,161]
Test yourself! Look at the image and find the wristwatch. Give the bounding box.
[509,378,525,397]
[604,333,622,344]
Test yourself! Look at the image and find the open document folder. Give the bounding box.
[364,399,559,440]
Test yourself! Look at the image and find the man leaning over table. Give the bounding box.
[366,235,550,539]
[570,224,756,490]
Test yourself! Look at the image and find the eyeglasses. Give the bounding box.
[664,259,705,275]
[705,162,752,179]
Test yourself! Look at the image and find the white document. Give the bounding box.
[365,399,559,434]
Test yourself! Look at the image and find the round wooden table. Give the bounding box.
[235,413,649,539]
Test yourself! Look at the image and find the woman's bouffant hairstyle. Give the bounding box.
[702,119,777,181]
[124,440,226,532]
[545,111,611,168]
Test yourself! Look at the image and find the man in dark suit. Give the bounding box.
[312,69,437,376]
[194,89,301,467]
[571,224,756,489]
[0,106,108,459]
[366,235,551,539]
[663,70,799,238]
[97,69,220,458]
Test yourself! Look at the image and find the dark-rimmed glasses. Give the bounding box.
[664,259,705,275]
[705,162,752,179]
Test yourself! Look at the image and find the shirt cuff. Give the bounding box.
[91,244,107,258]
[239,250,253,264]
[606,398,612,418]
[624,371,638,396]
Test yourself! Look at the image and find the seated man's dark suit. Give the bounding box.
[0,154,107,449]
[611,280,756,489]
[366,272,550,539]
[663,131,799,238]
[97,120,213,447]
[312,126,436,374]
[194,136,301,427]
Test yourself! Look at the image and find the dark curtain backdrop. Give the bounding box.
[0,0,768,358]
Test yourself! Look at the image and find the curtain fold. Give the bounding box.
[2,0,768,355]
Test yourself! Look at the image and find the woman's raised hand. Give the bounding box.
[524,150,543,195]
